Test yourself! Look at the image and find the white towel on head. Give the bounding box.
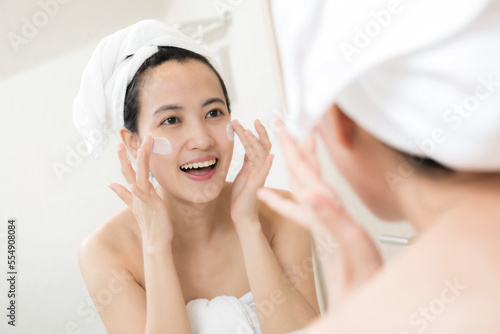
[72,19,221,159]
[271,0,500,171]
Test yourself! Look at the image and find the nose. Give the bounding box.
[185,120,215,151]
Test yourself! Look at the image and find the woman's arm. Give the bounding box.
[229,119,319,333]
[236,207,320,334]
[78,218,191,334]
[141,242,191,333]
[79,230,148,334]
[257,119,383,307]
[100,136,191,333]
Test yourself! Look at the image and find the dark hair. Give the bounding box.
[398,151,455,177]
[123,46,231,134]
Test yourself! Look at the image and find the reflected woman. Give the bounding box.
[74,20,319,334]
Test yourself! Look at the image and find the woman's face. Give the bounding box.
[317,104,403,221]
[135,59,234,204]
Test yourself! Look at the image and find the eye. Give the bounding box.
[162,117,179,125]
[206,109,222,118]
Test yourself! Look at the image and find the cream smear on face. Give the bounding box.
[226,121,234,142]
[152,137,173,155]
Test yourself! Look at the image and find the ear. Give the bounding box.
[120,127,141,159]
[319,103,357,150]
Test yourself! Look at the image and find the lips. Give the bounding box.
[180,158,217,171]
[179,155,218,168]
[178,155,219,181]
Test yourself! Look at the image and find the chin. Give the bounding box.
[373,210,405,222]
[188,184,223,204]
[365,199,404,222]
[184,172,227,204]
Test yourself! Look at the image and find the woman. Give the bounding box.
[259,0,500,333]
[74,20,319,334]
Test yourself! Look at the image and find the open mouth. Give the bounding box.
[179,158,218,176]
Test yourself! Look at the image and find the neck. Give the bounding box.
[397,171,500,233]
[157,182,232,251]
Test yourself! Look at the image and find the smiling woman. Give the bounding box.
[120,48,235,202]
[73,20,319,334]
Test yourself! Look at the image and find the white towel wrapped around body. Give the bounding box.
[186,291,262,334]
[271,0,500,171]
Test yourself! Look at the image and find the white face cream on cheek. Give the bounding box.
[152,137,173,155]
[226,122,234,142]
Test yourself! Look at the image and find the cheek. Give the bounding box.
[212,121,234,148]
[152,137,172,155]
[223,124,235,146]
[214,126,234,167]
[219,133,234,161]
[151,132,183,157]
[149,135,181,177]
[318,122,342,165]
[226,121,235,142]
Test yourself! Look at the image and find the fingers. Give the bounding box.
[307,191,383,288]
[261,154,275,179]
[232,119,256,161]
[232,119,272,165]
[248,154,275,189]
[245,130,266,165]
[108,181,151,209]
[117,143,136,185]
[305,191,349,237]
[257,188,313,229]
[255,119,272,154]
[302,129,322,177]
[108,183,133,208]
[136,136,154,192]
[273,117,322,190]
[113,141,149,208]
[130,183,147,201]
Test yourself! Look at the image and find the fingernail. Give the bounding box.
[137,149,143,158]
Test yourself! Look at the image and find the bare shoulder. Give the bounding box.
[312,216,500,333]
[79,207,139,254]
[78,207,141,282]
[257,187,310,247]
[257,187,320,314]
[257,187,294,222]
[77,208,149,333]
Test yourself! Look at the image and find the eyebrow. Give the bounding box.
[153,97,226,116]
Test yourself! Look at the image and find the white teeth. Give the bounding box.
[180,159,217,170]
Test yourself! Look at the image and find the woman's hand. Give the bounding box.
[230,119,274,232]
[257,118,383,304]
[108,135,173,248]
